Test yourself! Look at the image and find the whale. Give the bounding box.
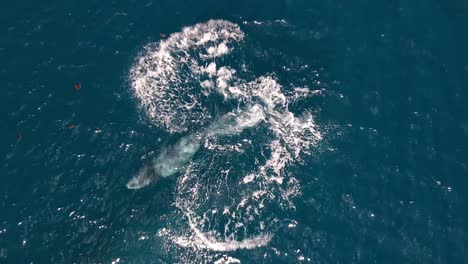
[126,105,267,190]
[126,133,203,189]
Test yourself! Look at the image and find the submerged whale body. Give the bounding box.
[126,106,267,190]
[126,164,159,189]
[126,133,202,189]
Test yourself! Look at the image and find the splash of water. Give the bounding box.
[128,19,322,253]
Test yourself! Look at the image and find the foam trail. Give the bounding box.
[129,20,244,133]
[185,211,272,251]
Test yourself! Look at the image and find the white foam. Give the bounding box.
[185,210,272,251]
[129,20,323,254]
[173,76,321,251]
[202,62,217,76]
[207,104,265,136]
[130,20,244,133]
[207,42,230,57]
[214,256,241,264]
[216,67,236,95]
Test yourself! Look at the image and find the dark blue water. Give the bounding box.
[1,1,468,263]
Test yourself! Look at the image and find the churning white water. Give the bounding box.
[128,20,322,252]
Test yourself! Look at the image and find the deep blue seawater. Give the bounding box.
[1,0,468,263]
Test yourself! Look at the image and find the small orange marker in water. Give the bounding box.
[159,33,166,38]
[74,82,81,91]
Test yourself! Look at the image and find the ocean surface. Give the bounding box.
[1,1,468,263]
